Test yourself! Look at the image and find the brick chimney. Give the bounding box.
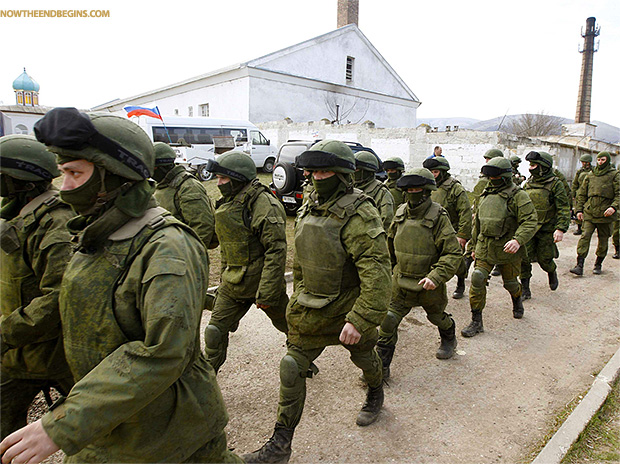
[337,0,359,28]
[575,17,600,124]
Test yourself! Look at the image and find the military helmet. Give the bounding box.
[206,150,256,182]
[509,155,522,165]
[34,107,154,180]
[383,156,405,171]
[484,148,504,160]
[153,142,176,166]
[423,156,450,172]
[295,139,356,174]
[481,157,513,178]
[525,151,553,169]
[0,134,60,182]
[396,167,437,191]
[579,154,592,163]
[355,151,380,172]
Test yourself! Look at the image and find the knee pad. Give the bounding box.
[380,311,400,334]
[279,355,301,388]
[503,278,520,294]
[205,325,223,350]
[471,268,488,288]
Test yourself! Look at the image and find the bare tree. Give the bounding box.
[506,112,563,137]
[323,93,369,125]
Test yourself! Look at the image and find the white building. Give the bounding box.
[92,24,420,128]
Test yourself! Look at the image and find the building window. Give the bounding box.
[14,124,28,134]
[174,108,179,116]
[16,91,23,105]
[200,103,209,117]
[346,56,354,84]
[33,94,39,106]
[24,92,32,105]
[188,106,193,117]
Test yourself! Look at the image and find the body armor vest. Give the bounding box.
[431,176,459,229]
[393,201,441,291]
[295,192,364,308]
[588,170,617,199]
[525,177,556,225]
[478,184,518,238]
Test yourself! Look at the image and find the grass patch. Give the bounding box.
[561,377,620,463]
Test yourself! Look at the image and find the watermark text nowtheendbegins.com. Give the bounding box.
[1,10,110,18]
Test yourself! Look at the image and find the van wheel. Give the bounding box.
[262,157,276,173]
[197,164,214,181]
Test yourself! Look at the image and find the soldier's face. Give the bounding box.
[581,162,590,168]
[597,157,607,166]
[407,187,423,193]
[386,169,398,174]
[59,160,95,191]
[312,170,336,180]
[431,169,440,178]
[216,175,231,186]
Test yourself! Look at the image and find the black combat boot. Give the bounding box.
[613,246,620,259]
[570,256,585,276]
[573,223,582,235]
[461,311,483,337]
[242,423,294,464]
[452,276,465,299]
[436,320,457,359]
[491,265,501,277]
[376,342,395,380]
[548,271,559,290]
[521,278,531,300]
[356,383,384,426]
[593,256,604,275]
[512,295,524,319]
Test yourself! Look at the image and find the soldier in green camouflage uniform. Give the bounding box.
[422,156,472,299]
[462,157,538,337]
[0,135,75,440]
[243,140,391,464]
[377,168,462,372]
[570,151,620,275]
[153,142,217,251]
[510,155,526,186]
[204,151,288,373]
[519,151,570,299]
[571,154,593,235]
[464,149,505,278]
[383,156,406,207]
[353,150,395,230]
[0,108,241,463]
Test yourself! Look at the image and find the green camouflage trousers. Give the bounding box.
[469,259,521,311]
[205,284,288,373]
[378,282,451,348]
[613,220,619,248]
[184,430,243,463]
[276,336,381,429]
[577,221,613,258]
[521,229,558,279]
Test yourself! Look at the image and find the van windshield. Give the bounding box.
[152,126,248,145]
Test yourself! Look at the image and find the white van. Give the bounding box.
[133,116,277,180]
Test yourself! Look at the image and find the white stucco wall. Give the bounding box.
[248,75,417,128]
[251,27,412,100]
[0,112,43,135]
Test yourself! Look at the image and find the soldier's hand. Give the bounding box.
[457,237,468,249]
[553,230,564,243]
[604,207,616,217]
[339,322,361,345]
[503,239,521,254]
[577,212,584,221]
[0,419,59,464]
[418,277,437,290]
[256,303,270,310]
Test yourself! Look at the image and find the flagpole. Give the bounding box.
[156,106,172,144]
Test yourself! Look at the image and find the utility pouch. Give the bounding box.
[0,221,20,254]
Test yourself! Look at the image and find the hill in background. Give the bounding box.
[417,115,620,145]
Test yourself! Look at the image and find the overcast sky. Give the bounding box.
[2,0,618,127]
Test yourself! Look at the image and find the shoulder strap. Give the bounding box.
[328,190,367,219]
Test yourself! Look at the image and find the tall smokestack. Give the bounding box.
[575,17,600,123]
[337,0,359,28]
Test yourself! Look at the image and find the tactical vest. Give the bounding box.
[478,184,518,238]
[1,190,72,378]
[58,207,227,462]
[431,176,459,229]
[393,201,442,291]
[525,177,556,225]
[294,192,364,308]
[214,179,267,285]
[588,170,617,200]
[154,167,194,222]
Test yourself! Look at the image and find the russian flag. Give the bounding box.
[124,106,162,120]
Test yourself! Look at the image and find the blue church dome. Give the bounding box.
[12,68,40,92]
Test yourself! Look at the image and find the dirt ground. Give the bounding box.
[28,222,619,463]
